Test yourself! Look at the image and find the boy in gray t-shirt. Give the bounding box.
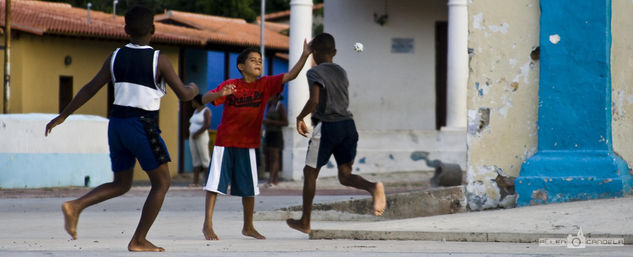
[306,62,353,123]
[287,33,386,234]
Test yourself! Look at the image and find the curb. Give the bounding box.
[278,186,467,220]
[309,230,633,244]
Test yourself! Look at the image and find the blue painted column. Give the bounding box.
[516,0,633,206]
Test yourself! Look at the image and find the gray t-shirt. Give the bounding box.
[306,63,353,122]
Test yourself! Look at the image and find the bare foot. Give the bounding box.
[373,182,386,216]
[202,225,219,240]
[61,202,78,240]
[242,227,266,239]
[128,239,165,252]
[286,218,310,234]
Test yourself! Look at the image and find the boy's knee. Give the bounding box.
[114,180,132,194]
[148,165,171,192]
[113,175,133,193]
[337,173,352,186]
[154,178,171,192]
[303,166,319,180]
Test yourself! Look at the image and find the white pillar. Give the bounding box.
[287,0,313,121]
[283,0,313,180]
[445,0,468,129]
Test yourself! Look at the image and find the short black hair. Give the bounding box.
[311,33,336,55]
[125,6,154,37]
[192,94,203,105]
[236,47,262,71]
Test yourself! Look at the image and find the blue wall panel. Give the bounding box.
[516,0,632,206]
[273,57,290,109]
[207,51,227,130]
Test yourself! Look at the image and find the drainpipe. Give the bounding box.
[260,0,266,73]
[3,0,10,114]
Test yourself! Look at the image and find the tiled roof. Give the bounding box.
[0,0,207,46]
[256,20,289,34]
[259,3,323,22]
[155,10,288,51]
[0,0,290,50]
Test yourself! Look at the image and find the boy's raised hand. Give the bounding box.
[282,38,314,85]
[45,115,66,136]
[302,39,313,57]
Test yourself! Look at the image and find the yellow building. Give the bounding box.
[0,1,205,180]
[0,1,289,183]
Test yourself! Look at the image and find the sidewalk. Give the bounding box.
[228,170,633,245]
[248,171,633,245]
[308,196,633,244]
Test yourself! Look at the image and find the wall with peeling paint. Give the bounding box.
[515,0,631,206]
[467,0,633,210]
[466,0,540,210]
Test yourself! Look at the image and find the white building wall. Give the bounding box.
[282,0,465,180]
[324,0,447,130]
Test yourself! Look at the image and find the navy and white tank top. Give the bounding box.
[109,43,166,118]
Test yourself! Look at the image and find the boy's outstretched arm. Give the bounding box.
[201,84,236,105]
[282,39,313,84]
[45,56,112,136]
[296,84,320,137]
[158,53,199,101]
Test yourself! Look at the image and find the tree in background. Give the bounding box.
[43,0,321,23]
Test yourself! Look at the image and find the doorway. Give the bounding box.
[59,76,73,113]
[435,21,448,130]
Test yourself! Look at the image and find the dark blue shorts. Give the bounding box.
[108,116,171,172]
[305,119,358,169]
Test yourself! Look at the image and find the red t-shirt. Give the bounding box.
[210,74,285,148]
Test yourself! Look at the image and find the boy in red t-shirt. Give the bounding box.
[201,41,312,240]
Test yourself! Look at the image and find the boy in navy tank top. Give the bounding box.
[45,6,199,252]
[200,42,312,240]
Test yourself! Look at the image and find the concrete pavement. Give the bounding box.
[2,171,633,256]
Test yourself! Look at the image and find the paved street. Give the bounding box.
[2,185,632,257]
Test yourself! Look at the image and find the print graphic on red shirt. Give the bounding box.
[210,74,285,148]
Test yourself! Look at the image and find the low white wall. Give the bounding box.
[282,128,465,180]
[0,114,111,188]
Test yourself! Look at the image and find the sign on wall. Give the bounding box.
[391,38,415,53]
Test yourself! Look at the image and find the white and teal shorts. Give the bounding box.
[204,146,259,196]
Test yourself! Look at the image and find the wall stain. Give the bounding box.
[510,82,519,92]
[410,151,427,161]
